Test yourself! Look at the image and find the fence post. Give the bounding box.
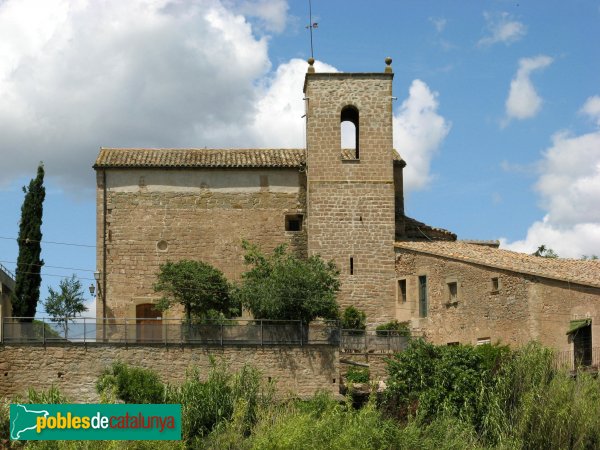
[299,321,303,347]
[83,318,86,344]
[124,318,127,344]
[42,318,46,344]
[260,320,264,347]
[364,330,367,352]
[220,323,224,347]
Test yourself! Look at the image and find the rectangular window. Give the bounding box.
[447,342,459,346]
[398,279,407,303]
[285,214,303,232]
[477,337,491,346]
[418,275,428,318]
[491,277,499,292]
[447,282,458,303]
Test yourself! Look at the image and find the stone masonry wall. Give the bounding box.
[0,344,339,402]
[96,168,306,320]
[305,74,397,326]
[395,250,600,352]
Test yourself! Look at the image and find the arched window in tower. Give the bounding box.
[340,105,359,159]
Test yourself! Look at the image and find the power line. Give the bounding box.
[0,260,95,273]
[0,235,95,248]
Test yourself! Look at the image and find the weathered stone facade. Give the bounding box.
[395,241,600,354]
[93,61,447,327]
[96,167,307,320]
[0,344,338,402]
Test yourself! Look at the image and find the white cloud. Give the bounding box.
[429,17,447,33]
[581,95,600,126]
[0,0,273,191]
[478,12,526,46]
[501,99,600,258]
[505,55,553,121]
[250,58,337,147]
[225,0,288,33]
[393,80,451,191]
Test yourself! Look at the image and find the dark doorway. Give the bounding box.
[136,303,162,343]
[573,323,592,367]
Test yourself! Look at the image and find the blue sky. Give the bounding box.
[0,0,599,316]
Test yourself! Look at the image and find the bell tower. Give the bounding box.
[303,57,397,325]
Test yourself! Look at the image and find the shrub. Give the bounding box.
[345,366,370,384]
[96,362,164,404]
[341,306,366,332]
[375,320,410,337]
[236,241,340,324]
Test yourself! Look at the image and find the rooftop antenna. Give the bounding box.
[306,0,318,59]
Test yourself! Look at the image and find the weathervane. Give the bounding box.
[306,0,318,59]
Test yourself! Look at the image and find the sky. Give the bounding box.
[0,0,599,316]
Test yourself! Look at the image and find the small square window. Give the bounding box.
[285,214,303,232]
[447,341,460,346]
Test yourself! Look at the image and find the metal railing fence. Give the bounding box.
[1,317,341,347]
[0,318,409,352]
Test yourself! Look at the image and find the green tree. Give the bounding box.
[236,241,340,324]
[341,306,367,331]
[12,163,45,320]
[154,260,236,321]
[532,244,558,258]
[44,274,87,339]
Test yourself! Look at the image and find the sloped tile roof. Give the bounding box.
[95,148,404,169]
[395,240,600,288]
[402,216,457,241]
[94,148,306,169]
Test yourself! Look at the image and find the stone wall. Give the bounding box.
[96,168,307,320]
[0,344,339,402]
[395,249,600,352]
[304,73,397,326]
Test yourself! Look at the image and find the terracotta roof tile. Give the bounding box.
[94,148,306,169]
[402,216,457,241]
[395,240,600,288]
[95,148,404,169]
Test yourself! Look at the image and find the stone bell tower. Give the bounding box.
[303,57,397,326]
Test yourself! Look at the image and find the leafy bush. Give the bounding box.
[236,241,340,324]
[96,362,164,404]
[375,320,410,337]
[166,360,272,443]
[341,306,366,333]
[345,366,370,384]
[384,339,509,427]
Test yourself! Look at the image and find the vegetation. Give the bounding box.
[154,260,238,322]
[345,366,370,384]
[96,362,165,404]
[12,163,46,320]
[236,241,340,324]
[43,275,87,339]
[375,320,411,337]
[341,306,366,331]
[532,244,558,258]
[7,343,600,449]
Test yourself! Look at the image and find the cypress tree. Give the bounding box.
[12,163,45,319]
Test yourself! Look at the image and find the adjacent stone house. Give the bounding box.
[394,240,600,364]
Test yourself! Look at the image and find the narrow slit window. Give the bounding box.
[398,279,407,303]
[448,282,458,303]
[491,277,499,292]
[350,257,354,275]
[418,275,428,318]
